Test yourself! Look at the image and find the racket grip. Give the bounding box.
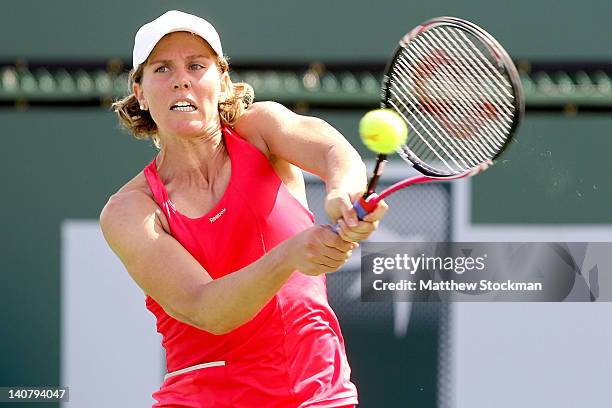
[331,194,379,234]
[354,195,379,219]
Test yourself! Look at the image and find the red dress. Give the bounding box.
[142,127,358,407]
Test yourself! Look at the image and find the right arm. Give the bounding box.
[99,190,355,335]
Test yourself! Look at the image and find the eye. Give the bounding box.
[154,66,169,73]
[189,63,204,70]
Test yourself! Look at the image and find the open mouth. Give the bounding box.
[170,102,198,112]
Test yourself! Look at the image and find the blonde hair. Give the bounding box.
[112,55,254,148]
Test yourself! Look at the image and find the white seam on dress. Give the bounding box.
[164,361,226,380]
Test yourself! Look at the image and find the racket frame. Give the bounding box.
[351,17,524,219]
[380,16,524,179]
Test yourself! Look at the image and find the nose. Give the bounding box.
[173,76,191,90]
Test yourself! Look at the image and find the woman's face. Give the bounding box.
[134,31,227,140]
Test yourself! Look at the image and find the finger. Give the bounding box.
[322,250,352,266]
[333,219,352,243]
[320,226,355,251]
[340,218,377,236]
[317,244,352,262]
[316,254,349,270]
[324,196,342,222]
[341,202,359,228]
[325,191,354,224]
[332,219,365,244]
[363,200,389,222]
[336,219,371,242]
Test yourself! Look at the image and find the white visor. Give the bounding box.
[132,10,223,70]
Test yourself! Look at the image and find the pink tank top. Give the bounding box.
[143,127,358,407]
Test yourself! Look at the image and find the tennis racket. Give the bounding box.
[344,16,524,221]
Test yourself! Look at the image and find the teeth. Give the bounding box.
[171,100,197,111]
[172,106,196,112]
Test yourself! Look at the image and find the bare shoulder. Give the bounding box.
[234,101,299,157]
[234,102,309,202]
[99,172,166,247]
[237,100,295,125]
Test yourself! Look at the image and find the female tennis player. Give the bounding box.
[100,10,387,408]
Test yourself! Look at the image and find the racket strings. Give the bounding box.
[417,28,514,155]
[390,60,497,173]
[387,25,516,175]
[436,29,515,121]
[408,35,508,158]
[408,32,509,155]
[388,67,472,171]
[394,44,493,167]
[396,50,499,163]
[391,57,470,165]
[392,54,491,172]
[416,31,514,134]
[389,67,480,170]
[450,29,515,100]
[388,93,464,172]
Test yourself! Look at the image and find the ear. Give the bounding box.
[133,82,148,111]
[219,72,231,99]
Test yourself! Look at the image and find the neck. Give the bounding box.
[155,125,227,184]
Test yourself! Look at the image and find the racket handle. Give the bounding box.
[354,194,379,219]
[331,194,379,234]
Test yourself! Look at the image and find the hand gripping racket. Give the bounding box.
[343,16,524,222]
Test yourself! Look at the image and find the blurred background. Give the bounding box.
[2,0,612,407]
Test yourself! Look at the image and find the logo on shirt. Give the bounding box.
[209,208,226,223]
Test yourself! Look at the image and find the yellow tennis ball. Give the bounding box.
[359,109,408,154]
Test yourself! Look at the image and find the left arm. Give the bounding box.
[234,101,388,241]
